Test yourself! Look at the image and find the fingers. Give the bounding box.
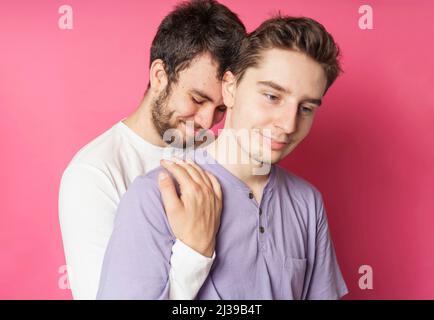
[161,159,200,197]
[205,171,222,201]
[185,158,213,190]
[163,158,211,190]
[161,159,191,184]
[174,158,206,186]
[161,158,220,201]
[158,170,182,215]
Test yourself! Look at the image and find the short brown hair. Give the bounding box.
[231,16,342,93]
[149,0,246,88]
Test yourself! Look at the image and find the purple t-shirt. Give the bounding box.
[97,150,348,300]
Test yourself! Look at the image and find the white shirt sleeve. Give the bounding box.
[59,163,119,300]
[59,163,215,300]
[169,239,216,300]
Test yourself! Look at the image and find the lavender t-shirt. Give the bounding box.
[97,150,348,300]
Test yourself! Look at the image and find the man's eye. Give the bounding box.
[299,106,313,114]
[264,93,279,102]
[192,97,205,105]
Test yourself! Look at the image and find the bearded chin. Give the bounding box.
[151,87,206,149]
[151,89,175,141]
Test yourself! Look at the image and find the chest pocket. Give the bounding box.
[279,256,307,300]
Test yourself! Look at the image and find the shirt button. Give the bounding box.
[248,192,254,199]
[259,226,265,233]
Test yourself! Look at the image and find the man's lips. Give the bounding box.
[261,134,289,151]
[179,121,203,134]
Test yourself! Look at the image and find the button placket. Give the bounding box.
[258,204,266,251]
[258,189,273,252]
[247,189,267,252]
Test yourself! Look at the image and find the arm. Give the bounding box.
[169,239,216,299]
[59,163,119,300]
[59,163,215,300]
[305,192,348,300]
[96,175,177,299]
[97,158,223,300]
[158,158,223,299]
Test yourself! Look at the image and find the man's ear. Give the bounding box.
[149,59,168,92]
[222,71,236,109]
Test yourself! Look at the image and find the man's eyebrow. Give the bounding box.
[257,80,322,107]
[257,81,289,93]
[303,98,322,107]
[190,89,214,103]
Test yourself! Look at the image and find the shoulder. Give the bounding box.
[273,166,328,232]
[60,123,127,191]
[273,165,325,227]
[119,165,170,217]
[274,165,323,203]
[127,166,165,199]
[68,123,124,169]
[115,167,174,237]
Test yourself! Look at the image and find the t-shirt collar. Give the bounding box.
[189,148,276,193]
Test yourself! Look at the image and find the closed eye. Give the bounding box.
[264,93,279,102]
[192,97,205,105]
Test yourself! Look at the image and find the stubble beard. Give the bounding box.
[150,87,185,148]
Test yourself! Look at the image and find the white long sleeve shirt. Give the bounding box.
[58,121,214,300]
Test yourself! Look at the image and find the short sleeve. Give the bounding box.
[305,191,348,300]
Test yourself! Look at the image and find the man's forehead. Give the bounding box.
[182,71,223,103]
[184,52,220,74]
[247,49,327,97]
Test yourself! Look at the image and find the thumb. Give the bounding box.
[158,171,182,216]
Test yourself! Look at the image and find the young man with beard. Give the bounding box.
[96,16,348,300]
[59,0,246,300]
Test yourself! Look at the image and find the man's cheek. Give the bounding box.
[178,107,197,122]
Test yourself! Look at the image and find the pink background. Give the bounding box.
[1,0,433,299]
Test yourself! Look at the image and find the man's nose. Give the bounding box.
[276,103,298,134]
[194,105,215,130]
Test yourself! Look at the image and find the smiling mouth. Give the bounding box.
[179,120,203,134]
[260,134,289,151]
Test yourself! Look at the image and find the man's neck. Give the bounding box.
[122,94,167,148]
[204,130,270,201]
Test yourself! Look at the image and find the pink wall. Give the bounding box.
[1,0,433,299]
